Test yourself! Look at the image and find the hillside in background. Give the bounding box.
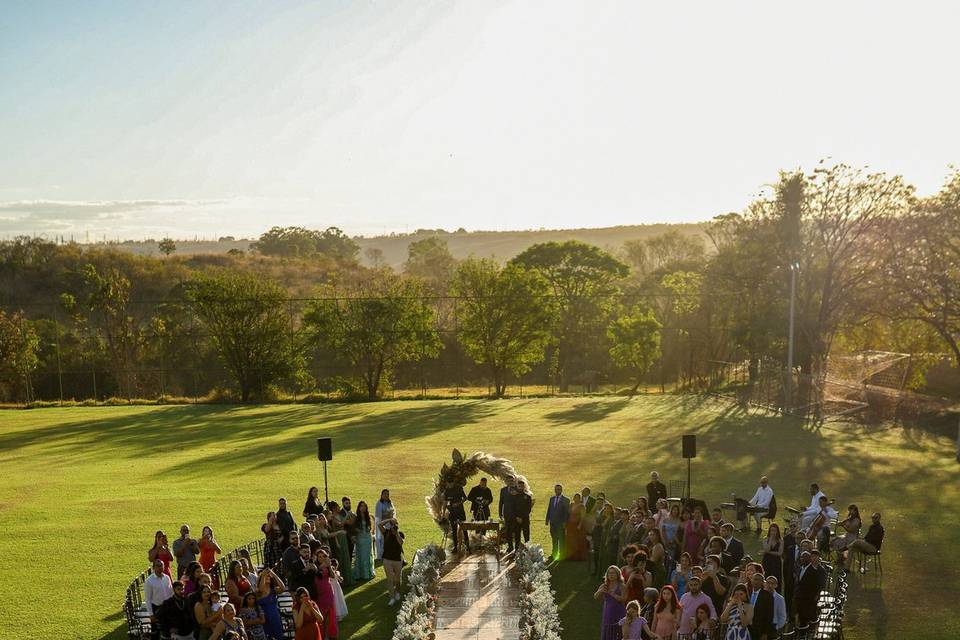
[90,222,709,265]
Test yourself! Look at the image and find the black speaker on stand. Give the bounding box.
[682,434,696,501]
[317,437,333,504]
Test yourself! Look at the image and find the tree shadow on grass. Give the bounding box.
[0,401,497,478]
[543,395,959,640]
[542,398,632,426]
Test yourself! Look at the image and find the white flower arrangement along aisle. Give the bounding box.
[391,544,446,640]
[516,544,563,640]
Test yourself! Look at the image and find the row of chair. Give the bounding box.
[123,538,298,639]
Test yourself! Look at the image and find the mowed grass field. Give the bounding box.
[0,396,957,640]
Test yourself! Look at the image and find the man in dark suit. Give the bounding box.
[468,478,494,521]
[581,486,597,514]
[646,472,667,511]
[499,476,518,552]
[792,550,825,629]
[444,480,469,553]
[721,522,745,568]
[748,572,775,640]
[545,484,571,561]
[782,521,799,617]
[514,479,534,547]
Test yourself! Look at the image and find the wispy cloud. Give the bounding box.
[0,199,225,221]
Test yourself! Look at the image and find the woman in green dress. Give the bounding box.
[352,501,375,581]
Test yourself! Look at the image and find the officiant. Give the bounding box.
[468,477,494,521]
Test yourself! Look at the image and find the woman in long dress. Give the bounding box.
[255,568,285,640]
[565,494,588,561]
[595,565,627,640]
[374,489,393,561]
[292,587,323,640]
[353,501,376,580]
[312,550,339,639]
[652,585,680,640]
[720,584,753,640]
[761,523,784,591]
[330,559,349,621]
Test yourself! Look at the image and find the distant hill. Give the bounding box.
[91,223,709,266]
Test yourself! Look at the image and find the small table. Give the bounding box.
[457,520,503,559]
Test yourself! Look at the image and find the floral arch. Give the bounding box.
[425,449,533,534]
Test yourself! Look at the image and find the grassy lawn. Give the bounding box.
[0,396,956,640]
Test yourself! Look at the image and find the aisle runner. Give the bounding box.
[433,553,521,640]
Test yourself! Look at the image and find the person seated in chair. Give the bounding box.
[747,476,774,533]
[805,495,837,546]
[800,483,827,529]
[843,512,884,570]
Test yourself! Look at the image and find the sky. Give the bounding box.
[1,0,958,241]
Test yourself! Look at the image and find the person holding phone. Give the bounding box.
[148,530,174,578]
[619,599,659,640]
[311,549,339,639]
[595,565,627,640]
[720,583,753,640]
[292,587,323,640]
[199,526,222,579]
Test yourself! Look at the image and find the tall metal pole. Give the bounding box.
[323,461,329,505]
[786,263,798,413]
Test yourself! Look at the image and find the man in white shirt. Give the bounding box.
[765,575,787,632]
[747,475,774,533]
[143,560,174,626]
[800,483,826,529]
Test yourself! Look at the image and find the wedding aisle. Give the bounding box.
[432,552,521,640]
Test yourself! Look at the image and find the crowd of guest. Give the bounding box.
[142,488,404,640]
[538,473,884,640]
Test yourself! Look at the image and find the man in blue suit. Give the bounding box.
[545,484,571,561]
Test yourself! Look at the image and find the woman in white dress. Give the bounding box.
[374,489,393,561]
[329,559,349,621]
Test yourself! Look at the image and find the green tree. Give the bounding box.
[184,271,298,402]
[158,237,177,256]
[251,226,359,262]
[878,170,960,365]
[304,271,440,400]
[607,305,661,395]
[404,236,456,289]
[510,241,628,391]
[0,310,40,402]
[622,230,705,278]
[452,258,555,397]
[82,264,142,397]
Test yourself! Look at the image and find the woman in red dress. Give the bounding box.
[225,559,251,608]
[147,530,174,578]
[565,494,588,561]
[293,587,324,640]
[199,526,222,586]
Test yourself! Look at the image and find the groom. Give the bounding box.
[545,484,570,561]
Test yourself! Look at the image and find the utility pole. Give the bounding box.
[785,262,799,413]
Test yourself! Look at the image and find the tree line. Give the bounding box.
[1,163,958,403]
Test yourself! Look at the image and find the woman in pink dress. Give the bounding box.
[653,584,680,639]
[312,549,339,639]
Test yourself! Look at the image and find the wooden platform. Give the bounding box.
[433,552,521,640]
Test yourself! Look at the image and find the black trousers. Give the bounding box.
[450,509,467,550]
[520,516,530,543]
